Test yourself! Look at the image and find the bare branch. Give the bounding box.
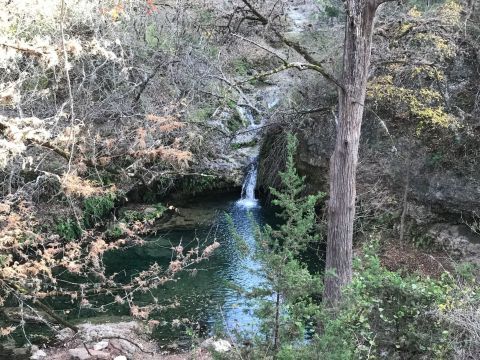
[238,0,344,91]
[231,33,287,64]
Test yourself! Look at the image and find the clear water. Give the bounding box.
[97,163,269,344]
[97,198,270,345]
[0,198,271,354]
[0,164,270,351]
[237,160,259,209]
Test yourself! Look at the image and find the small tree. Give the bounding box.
[235,134,324,357]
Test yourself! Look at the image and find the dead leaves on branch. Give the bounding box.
[61,173,112,198]
[129,113,194,170]
[0,186,220,323]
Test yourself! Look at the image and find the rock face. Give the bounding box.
[428,224,480,264]
[260,104,480,262]
[408,172,480,215]
[93,341,109,351]
[296,117,336,193]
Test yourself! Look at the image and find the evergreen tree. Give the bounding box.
[235,133,325,358]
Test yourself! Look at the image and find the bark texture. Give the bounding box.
[323,0,383,305]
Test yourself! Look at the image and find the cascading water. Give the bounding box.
[236,159,259,208]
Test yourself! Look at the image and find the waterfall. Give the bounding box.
[236,159,259,208]
[237,106,257,127]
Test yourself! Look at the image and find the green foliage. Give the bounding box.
[454,262,478,284]
[179,175,217,196]
[325,5,340,18]
[231,57,252,76]
[189,105,216,122]
[227,110,244,133]
[409,225,435,249]
[55,218,82,241]
[236,133,325,358]
[268,134,325,253]
[316,239,455,359]
[427,151,444,168]
[83,193,116,228]
[122,203,166,223]
[145,23,159,48]
[105,224,125,239]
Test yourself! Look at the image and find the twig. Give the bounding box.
[82,342,93,356]
[239,0,344,91]
[59,0,76,174]
[231,33,287,64]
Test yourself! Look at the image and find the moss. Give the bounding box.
[122,203,166,223]
[56,218,82,241]
[190,105,216,122]
[83,193,116,228]
[105,224,124,239]
[226,109,244,133]
[231,57,252,76]
[178,175,218,196]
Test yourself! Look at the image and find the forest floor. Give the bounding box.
[31,322,217,360]
[380,241,453,278]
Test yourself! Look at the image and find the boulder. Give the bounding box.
[68,347,110,360]
[93,341,109,351]
[200,337,232,353]
[30,349,47,359]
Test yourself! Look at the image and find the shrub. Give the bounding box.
[317,240,455,359]
[55,218,82,241]
[105,224,125,239]
[83,193,116,228]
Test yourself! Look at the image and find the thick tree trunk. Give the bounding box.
[323,0,380,305]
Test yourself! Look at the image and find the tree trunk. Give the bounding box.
[323,0,382,305]
[273,291,281,358]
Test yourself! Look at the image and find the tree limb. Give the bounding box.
[238,0,344,91]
